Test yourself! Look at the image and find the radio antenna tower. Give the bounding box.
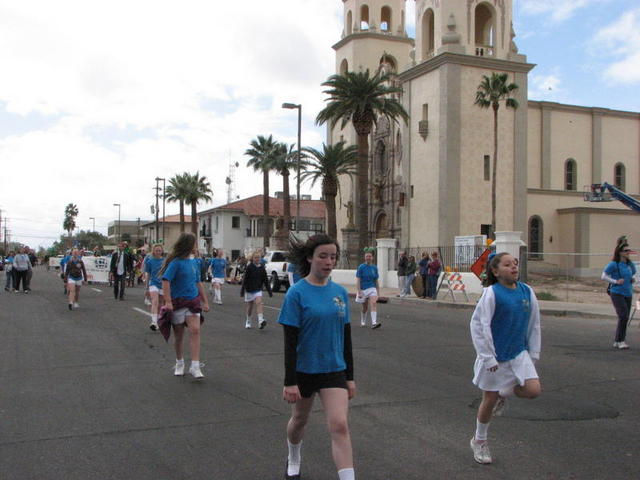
[225,157,240,204]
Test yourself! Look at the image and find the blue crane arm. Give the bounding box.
[601,182,640,213]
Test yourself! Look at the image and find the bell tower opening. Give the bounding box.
[475,3,495,55]
[360,4,370,30]
[381,6,392,32]
[421,8,435,60]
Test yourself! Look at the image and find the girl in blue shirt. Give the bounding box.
[278,234,356,480]
[602,239,636,349]
[469,252,541,465]
[160,233,210,379]
[355,250,381,328]
[208,249,227,305]
[144,244,165,331]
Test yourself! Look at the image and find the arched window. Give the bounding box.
[614,163,626,191]
[565,158,577,191]
[475,3,495,52]
[340,59,349,75]
[421,8,435,60]
[375,140,387,173]
[528,216,543,260]
[360,4,369,30]
[381,6,392,32]
[379,54,397,73]
[346,10,353,35]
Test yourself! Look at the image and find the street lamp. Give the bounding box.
[282,102,302,233]
[113,204,121,243]
[89,217,95,232]
[155,177,166,244]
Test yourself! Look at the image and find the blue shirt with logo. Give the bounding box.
[491,282,532,363]
[144,256,164,289]
[162,258,200,300]
[278,279,350,374]
[604,261,636,297]
[210,258,227,278]
[356,263,379,290]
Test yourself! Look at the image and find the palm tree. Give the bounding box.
[245,134,278,248]
[270,142,298,238]
[183,172,213,236]
[165,173,190,233]
[63,203,78,246]
[301,141,357,239]
[475,72,519,237]
[316,69,408,252]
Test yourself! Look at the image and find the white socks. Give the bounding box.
[360,312,366,325]
[258,313,264,322]
[475,419,489,441]
[151,313,158,323]
[338,468,355,480]
[215,290,221,302]
[191,360,200,368]
[371,311,378,325]
[287,439,302,476]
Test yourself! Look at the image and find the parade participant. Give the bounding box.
[209,249,227,305]
[279,234,356,480]
[287,260,301,287]
[240,251,272,329]
[355,250,381,329]
[13,247,32,293]
[60,250,71,295]
[64,248,87,310]
[160,233,210,379]
[109,242,133,300]
[469,252,541,465]
[4,251,14,292]
[144,244,165,331]
[602,239,636,350]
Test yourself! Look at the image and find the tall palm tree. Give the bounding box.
[245,134,278,248]
[316,69,408,252]
[165,173,190,233]
[63,203,78,246]
[183,172,213,236]
[475,72,519,237]
[301,141,357,239]
[270,142,298,238]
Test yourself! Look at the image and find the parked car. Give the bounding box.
[264,250,290,292]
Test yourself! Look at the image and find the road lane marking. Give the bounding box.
[264,305,281,312]
[91,288,102,292]
[133,307,152,317]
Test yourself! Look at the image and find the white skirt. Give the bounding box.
[244,290,262,302]
[211,277,225,285]
[355,287,378,303]
[472,350,538,392]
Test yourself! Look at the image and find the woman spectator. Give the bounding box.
[602,239,636,350]
[427,251,442,300]
[4,251,14,292]
[402,255,417,297]
[13,247,32,293]
[418,252,430,299]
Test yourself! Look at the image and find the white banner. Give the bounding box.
[83,256,110,284]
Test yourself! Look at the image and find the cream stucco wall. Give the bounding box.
[601,115,639,190]
[548,110,592,190]
[526,107,542,189]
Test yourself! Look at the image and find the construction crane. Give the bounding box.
[584,182,640,213]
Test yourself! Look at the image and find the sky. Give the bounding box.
[1,0,639,249]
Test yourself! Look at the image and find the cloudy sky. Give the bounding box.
[1,0,639,249]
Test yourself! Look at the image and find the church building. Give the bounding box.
[330,0,639,276]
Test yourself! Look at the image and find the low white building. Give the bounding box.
[198,195,326,259]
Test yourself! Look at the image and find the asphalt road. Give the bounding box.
[1,268,639,480]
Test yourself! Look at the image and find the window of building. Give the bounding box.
[565,158,577,191]
[475,3,495,47]
[340,58,349,75]
[421,8,435,59]
[481,224,492,238]
[614,163,626,191]
[360,4,369,30]
[232,216,240,228]
[528,216,543,260]
[381,6,391,32]
[231,249,240,260]
[484,155,490,181]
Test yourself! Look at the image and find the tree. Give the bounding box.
[301,141,357,239]
[474,72,519,237]
[165,173,190,233]
[245,134,279,248]
[63,203,79,247]
[183,172,213,236]
[270,142,298,238]
[316,69,408,253]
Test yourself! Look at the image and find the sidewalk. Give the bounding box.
[345,285,621,319]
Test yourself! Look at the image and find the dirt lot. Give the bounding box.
[527,273,613,304]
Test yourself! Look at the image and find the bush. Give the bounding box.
[536,291,559,301]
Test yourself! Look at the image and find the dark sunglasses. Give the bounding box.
[621,249,631,253]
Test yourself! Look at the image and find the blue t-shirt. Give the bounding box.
[287,262,302,284]
[604,261,636,297]
[278,279,350,374]
[144,256,164,289]
[210,258,227,278]
[418,258,429,275]
[356,263,379,290]
[60,255,71,271]
[491,282,532,363]
[162,258,200,300]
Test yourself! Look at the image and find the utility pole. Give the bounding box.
[153,179,161,243]
[155,177,166,244]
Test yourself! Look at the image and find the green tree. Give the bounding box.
[271,142,298,237]
[245,134,279,248]
[183,172,213,236]
[63,203,79,247]
[474,72,519,237]
[316,69,408,253]
[165,173,190,233]
[301,141,357,239]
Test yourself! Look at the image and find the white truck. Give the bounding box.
[263,250,290,292]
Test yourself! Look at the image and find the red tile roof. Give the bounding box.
[141,215,195,226]
[200,195,326,219]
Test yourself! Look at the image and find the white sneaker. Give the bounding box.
[259,319,267,329]
[618,341,630,350]
[73,302,79,309]
[144,298,152,306]
[470,438,492,464]
[245,320,252,329]
[189,364,204,379]
[613,342,620,348]
[361,320,366,327]
[216,300,222,305]
[174,360,185,376]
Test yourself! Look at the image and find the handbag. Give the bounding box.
[606,262,621,296]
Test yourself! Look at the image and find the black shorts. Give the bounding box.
[296,371,348,398]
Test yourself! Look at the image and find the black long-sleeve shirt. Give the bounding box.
[240,262,272,296]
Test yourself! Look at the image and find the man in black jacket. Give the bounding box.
[109,242,134,300]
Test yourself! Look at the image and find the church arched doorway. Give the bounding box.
[375,211,390,239]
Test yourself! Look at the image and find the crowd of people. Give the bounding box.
[2,246,38,293]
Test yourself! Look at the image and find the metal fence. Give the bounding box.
[388,245,489,273]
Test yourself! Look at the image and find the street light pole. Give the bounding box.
[113,204,121,243]
[89,217,95,232]
[156,177,166,244]
[282,102,302,233]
